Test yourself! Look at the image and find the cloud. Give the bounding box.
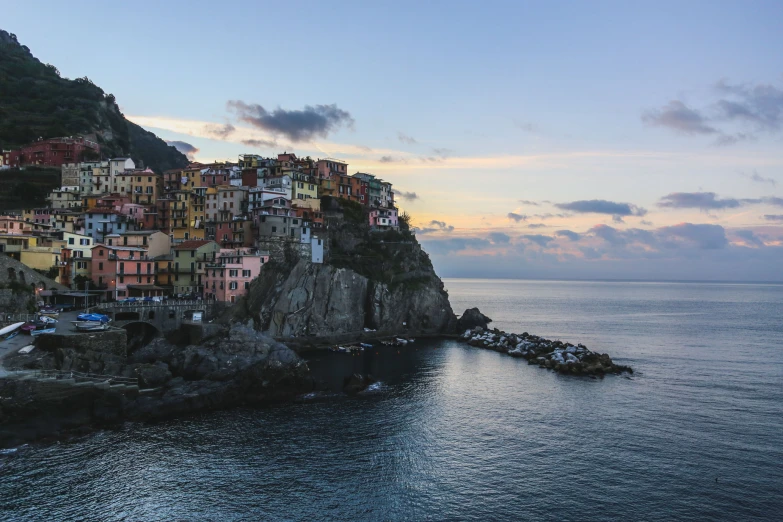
[203,123,235,139]
[764,215,783,222]
[555,230,581,241]
[415,220,454,234]
[740,170,776,186]
[518,199,540,206]
[657,192,744,210]
[397,132,417,145]
[643,79,783,145]
[657,223,727,250]
[521,234,554,247]
[227,100,354,142]
[514,120,538,133]
[642,100,717,135]
[241,138,278,149]
[507,212,527,222]
[166,140,199,160]
[714,79,783,132]
[489,232,511,244]
[396,191,419,201]
[432,148,454,159]
[419,237,490,255]
[379,156,396,163]
[734,229,765,248]
[640,220,654,226]
[527,223,546,229]
[555,199,647,217]
[590,224,628,246]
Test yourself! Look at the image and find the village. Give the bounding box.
[0,136,400,304]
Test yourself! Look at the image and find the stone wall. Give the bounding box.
[0,253,68,291]
[36,329,128,357]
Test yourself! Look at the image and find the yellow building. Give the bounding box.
[130,169,162,205]
[19,239,66,272]
[292,173,318,201]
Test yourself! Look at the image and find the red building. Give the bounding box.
[3,137,100,168]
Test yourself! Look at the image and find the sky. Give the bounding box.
[4,0,783,281]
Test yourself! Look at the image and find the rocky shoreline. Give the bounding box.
[456,309,632,377]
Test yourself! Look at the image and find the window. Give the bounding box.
[119,276,124,283]
[272,226,276,233]
[229,269,238,277]
[98,262,103,270]
[229,282,237,290]
[68,237,74,245]
[244,281,250,289]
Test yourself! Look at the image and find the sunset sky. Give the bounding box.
[5,1,783,280]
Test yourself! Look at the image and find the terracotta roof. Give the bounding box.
[173,240,215,250]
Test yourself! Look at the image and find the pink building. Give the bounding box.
[203,248,267,303]
[0,216,32,235]
[316,158,348,180]
[91,244,157,300]
[369,208,399,230]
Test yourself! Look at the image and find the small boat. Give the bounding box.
[359,343,373,349]
[0,322,25,340]
[37,316,58,325]
[77,313,110,324]
[71,321,109,332]
[30,326,56,336]
[38,308,60,318]
[18,345,35,354]
[21,322,37,335]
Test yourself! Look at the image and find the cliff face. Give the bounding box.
[240,259,455,338]
[234,199,457,338]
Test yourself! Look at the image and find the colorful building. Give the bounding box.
[90,244,156,300]
[3,137,100,168]
[171,240,220,297]
[203,248,267,302]
[369,208,399,230]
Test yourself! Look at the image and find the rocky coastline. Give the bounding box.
[0,323,314,448]
[456,308,632,377]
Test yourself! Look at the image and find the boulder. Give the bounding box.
[457,308,492,331]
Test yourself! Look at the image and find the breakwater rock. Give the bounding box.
[460,325,632,377]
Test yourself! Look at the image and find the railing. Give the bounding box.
[1,313,38,325]
[100,299,208,308]
[4,369,138,386]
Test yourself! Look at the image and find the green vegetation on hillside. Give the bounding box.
[322,196,434,288]
[0,30,188,172]
[0,167,60,211]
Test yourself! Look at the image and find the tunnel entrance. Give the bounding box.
[123,321,161,353]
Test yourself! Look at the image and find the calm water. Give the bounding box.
[1,280,782,521]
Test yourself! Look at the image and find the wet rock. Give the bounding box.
[342,373,376,394]
[457,308,492,331]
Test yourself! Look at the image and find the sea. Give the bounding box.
[1,279,782,521]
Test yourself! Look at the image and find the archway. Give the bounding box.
[122,321,161,353]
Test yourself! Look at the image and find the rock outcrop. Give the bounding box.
[457,307,492,331]
[234,258,456,338]
[0,324,314,447]
[460,322,632,377]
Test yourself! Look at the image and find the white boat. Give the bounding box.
[18,345,35,354]
[0,322,25,339]
[71,321,109,332]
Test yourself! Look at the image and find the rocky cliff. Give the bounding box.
[232,198,457,339]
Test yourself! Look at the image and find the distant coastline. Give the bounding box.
[442,277,783,286]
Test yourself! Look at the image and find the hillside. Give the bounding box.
[0,30,188,172]
[0,167,60,211]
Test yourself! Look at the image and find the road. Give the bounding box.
[0,311,83,373]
